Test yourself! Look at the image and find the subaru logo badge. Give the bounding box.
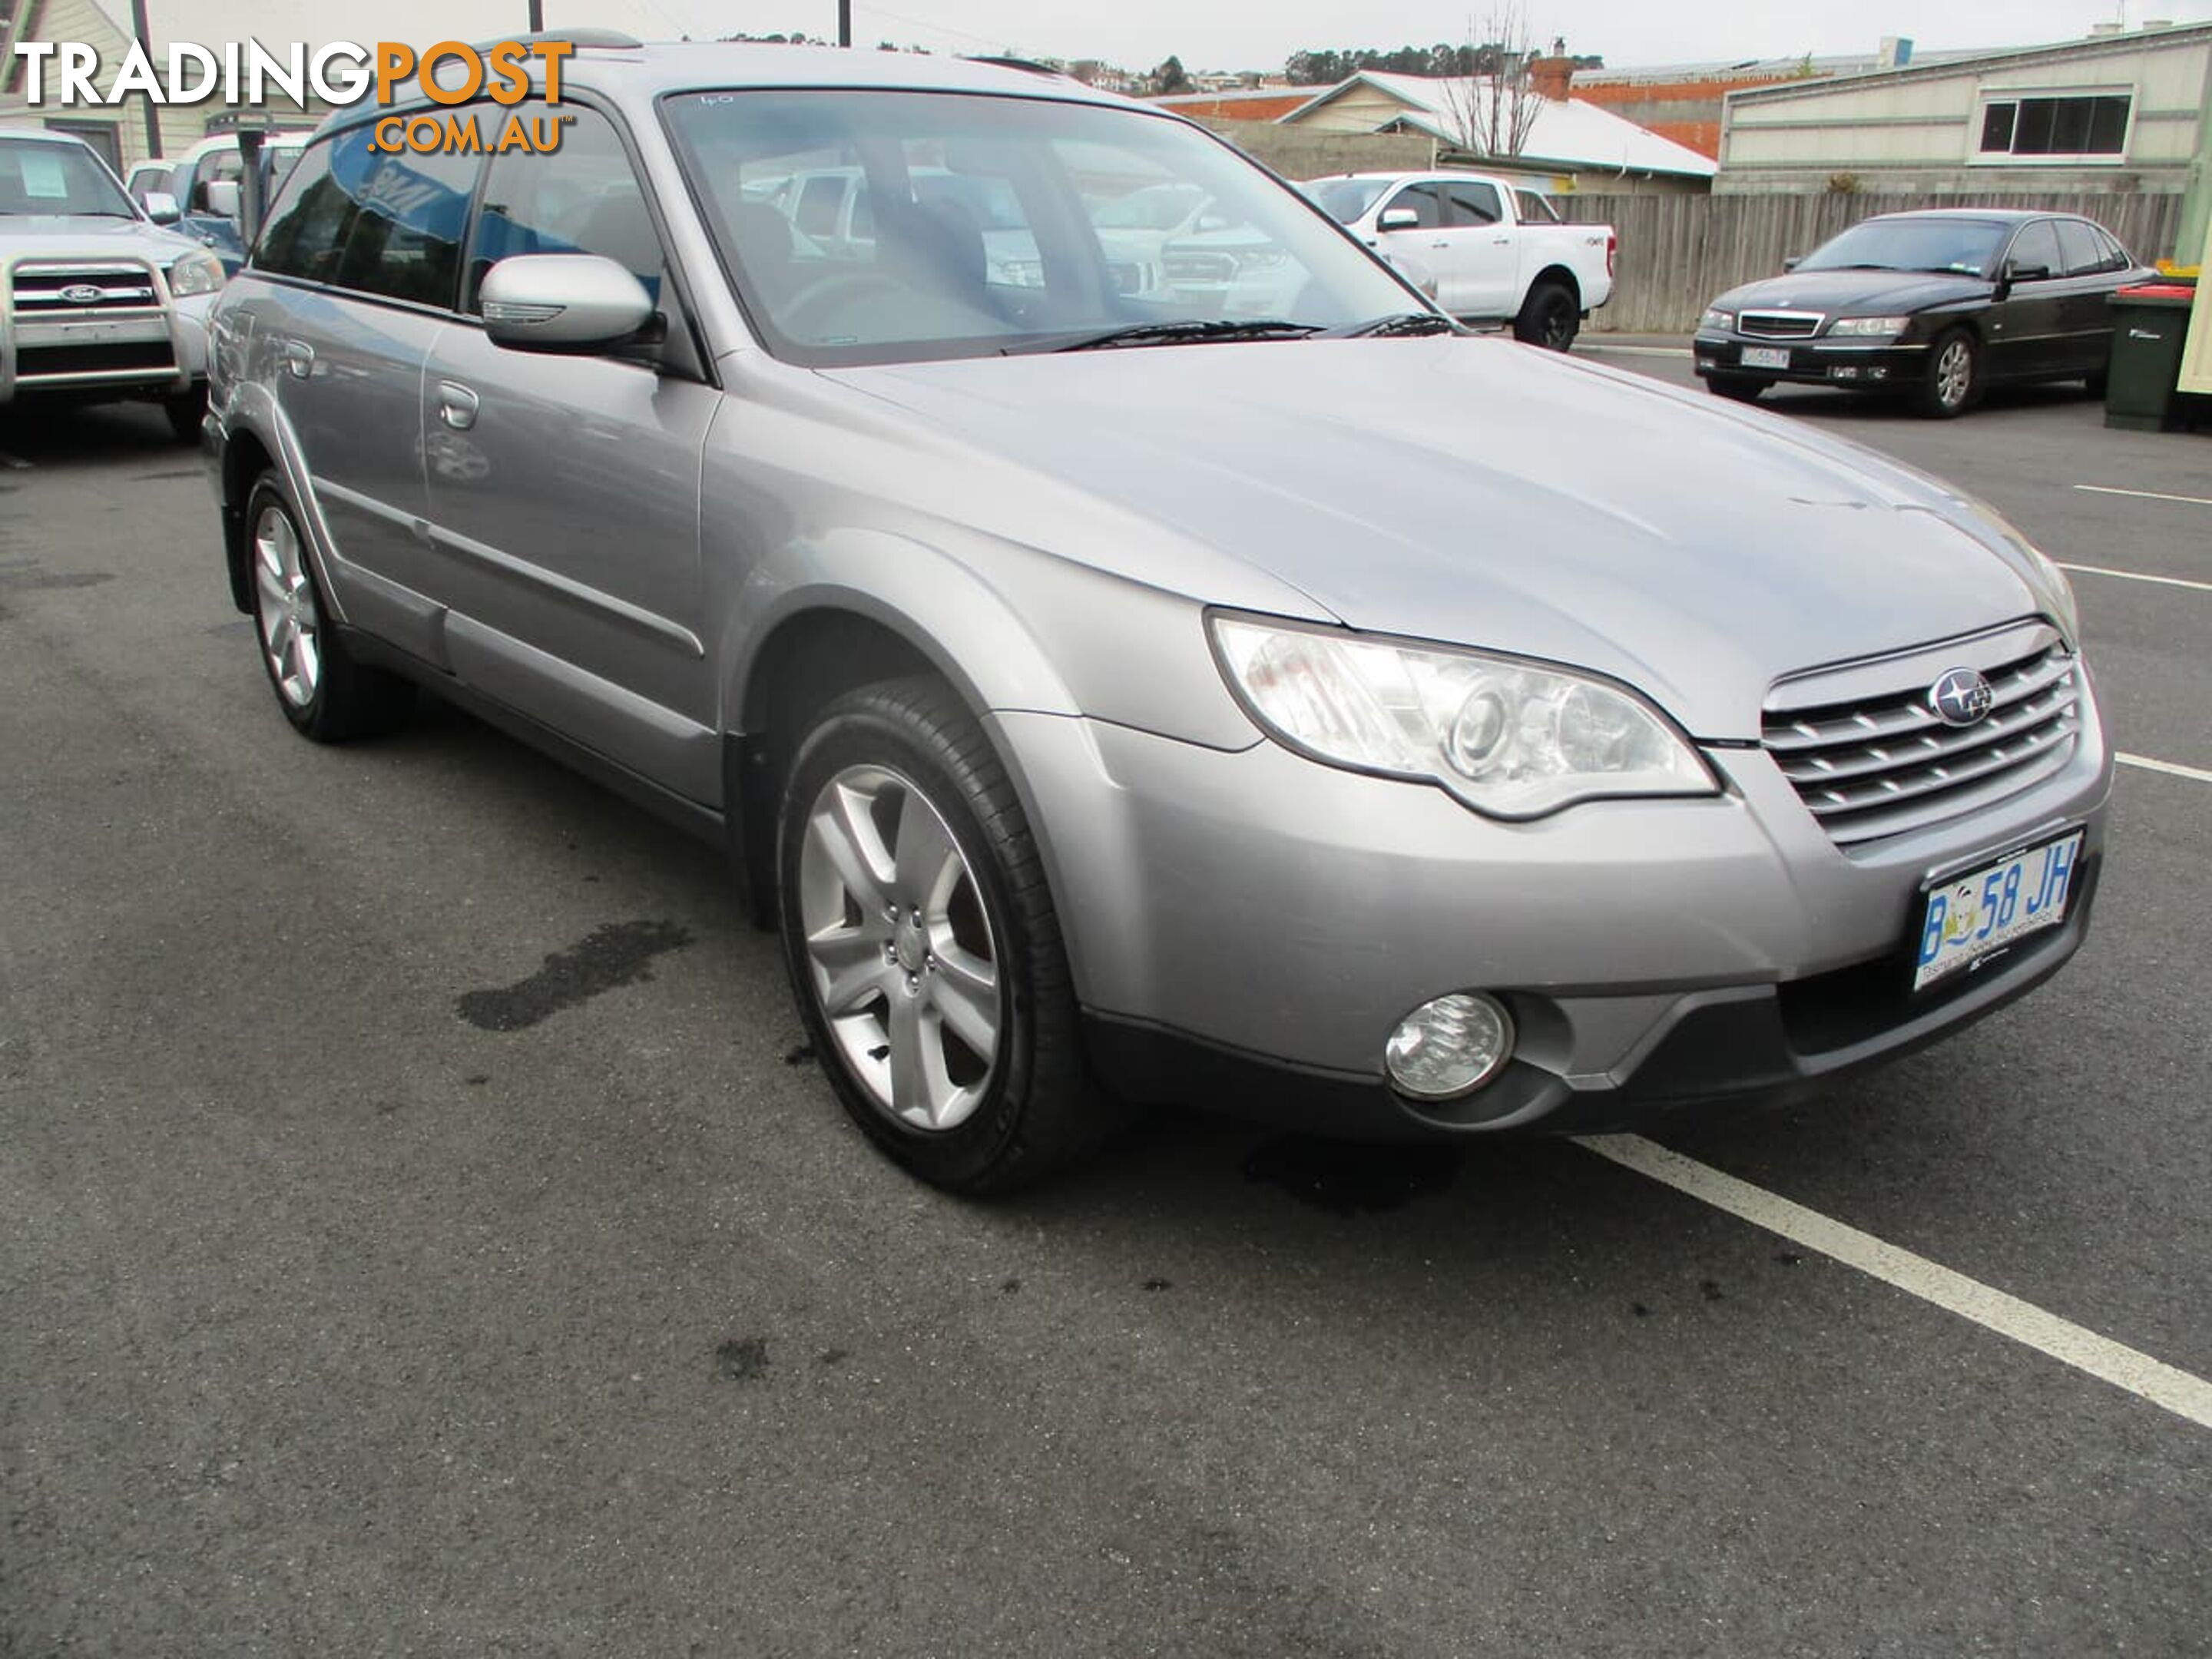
[1928,667,1994,727]
[59,283,105,305]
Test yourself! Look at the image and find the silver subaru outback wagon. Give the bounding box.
[205,39,2111,1191]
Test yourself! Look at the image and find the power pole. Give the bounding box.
[129,0,161,158]
[528,1,545,31]
[839,0,853,46]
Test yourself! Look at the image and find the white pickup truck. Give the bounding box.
[1303,171,1616,349]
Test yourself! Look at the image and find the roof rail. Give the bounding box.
[962,55,1065,77]
[466,28,643,51]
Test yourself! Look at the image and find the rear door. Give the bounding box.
[419,101,722,801]
[2053,217,2124,376]
[1439,180,1518,318]
[248,127,478,664]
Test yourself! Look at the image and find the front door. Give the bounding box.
[1373,182,1459,309]
[419,103,722,803]
[1988,219,2067,380]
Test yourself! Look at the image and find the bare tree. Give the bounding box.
[1436,5,1546,161]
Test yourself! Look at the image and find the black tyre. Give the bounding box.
[776,677,1112,1194]
[1513,280,1580,350]
[1706,375,1770,403]
[164,385,207,445]
[243,473,414,741]
[1915,326,1982,419]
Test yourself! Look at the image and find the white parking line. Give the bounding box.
[2058,561,2212,593]
[1576,1135,2212,1431]
[2120,753,2212,784]
[2074,483,2212,508]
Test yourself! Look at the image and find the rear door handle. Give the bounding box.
[282,340,313,379]
[435,380,480,432]
[1430,240,1452,250]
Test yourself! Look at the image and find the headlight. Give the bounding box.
[1698,307,1734,333]
[167,249,226,297]
[1209,614,1718,819]
[1827,315,1910,337]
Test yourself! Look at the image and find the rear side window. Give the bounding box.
[1444,181,1502,227]
[253,140,350,281]
[255,128,478,308]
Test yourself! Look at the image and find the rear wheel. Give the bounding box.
[1513,280,1580,351]
[1915,327,1982,419]
[1706,375,1769,403]
[244,474,413,741]
[776,677,1114,1194]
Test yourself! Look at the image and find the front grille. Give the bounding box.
[1739,310,1823,339]
[1164,252,1237,286]
[1764,634,2081,847]
[12,262,162,314]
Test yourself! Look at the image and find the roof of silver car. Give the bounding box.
[358,39,1147,127]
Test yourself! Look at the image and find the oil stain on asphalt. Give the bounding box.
[716,1337,770,1382]
[456,919,694,1032]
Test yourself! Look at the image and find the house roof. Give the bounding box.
[1727,22,2212,103]
[1280,71,1717,178]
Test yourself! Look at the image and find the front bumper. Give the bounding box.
[1694,331,1926,389]
[996,669,2111,1140]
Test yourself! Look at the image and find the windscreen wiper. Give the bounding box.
[1322,312,1461,338]
[1015,317,1324,354]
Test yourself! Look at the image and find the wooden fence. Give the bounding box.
[1557,191,2188,335]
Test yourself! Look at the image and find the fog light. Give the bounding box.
[1385,993,1515,1101]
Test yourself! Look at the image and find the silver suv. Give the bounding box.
[204,41,2111,1191]
[0,130,225,440]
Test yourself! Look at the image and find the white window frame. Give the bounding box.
[1969,85,2135,167]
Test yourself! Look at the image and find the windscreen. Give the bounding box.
[0,138,135,217]
[664,89,1412,366]
[1797,217,2011,278]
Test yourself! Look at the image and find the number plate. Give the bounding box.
[1914,832,2083,992]
[1740,346,1792,370]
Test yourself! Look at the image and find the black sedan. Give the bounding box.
[1693,209,2154,418]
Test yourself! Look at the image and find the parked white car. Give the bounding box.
[1304,171,1614,347]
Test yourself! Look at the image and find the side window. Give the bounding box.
[794,174,848,240]
[1382,184,1445,230]
[1514,188,1561,224]
[2006,220,2061,278]
[2054,220,2104,278]
[190,149,240,211]
[329,135,479,308]
[467,106,667,311]
[2096,227,2132,273]
[1444,181,1502,227]
[253,140,352,282]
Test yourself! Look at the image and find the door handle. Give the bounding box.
[282,340,313,379]
[435,381,480,432]
[1493,237,1512,246]
[1430,240,1452,250]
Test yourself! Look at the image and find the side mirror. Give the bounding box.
[200,180,240,220]
[1377,207,1422,234]
[143,190,182,225]
[2005,261,2051,284]
[481,254,656,353]
[1781,255,1801,272]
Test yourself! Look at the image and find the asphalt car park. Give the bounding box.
[2,368,2207,1654]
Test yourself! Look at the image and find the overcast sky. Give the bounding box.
[137,1,2212,75]
[631,0,2212,70]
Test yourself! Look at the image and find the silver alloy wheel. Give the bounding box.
[1935,338,1974,411]
[253,503,321,707]
[797,763,1002,1132]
